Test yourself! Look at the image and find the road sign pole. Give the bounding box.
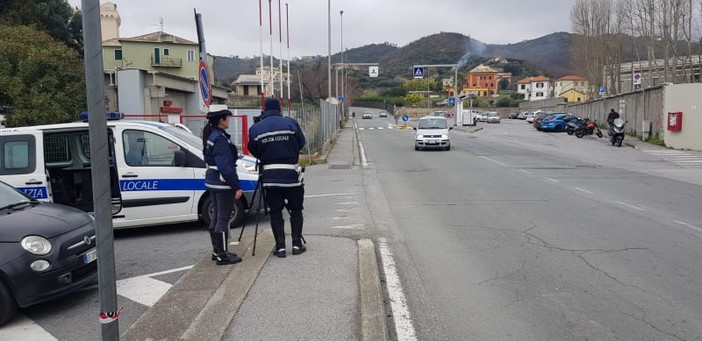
[81,1,119,340]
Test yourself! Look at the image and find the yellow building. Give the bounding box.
[555,75,589,102]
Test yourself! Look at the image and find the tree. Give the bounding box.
[404,93,423,106]
[498,78,510,90]
[0,0,83,53]
[0,25,86,127]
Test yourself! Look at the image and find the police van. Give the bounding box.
[0,113,259,229]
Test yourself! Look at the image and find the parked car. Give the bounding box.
[474,112,488,122]
[379,111,388,117]
[533,112,553,130]
[525,112,536,123]
[362,112,372,119]
[508,112,520,119]
[540,113,577,132]
[0,180,98,326]
[486,112,501,123]
[517,112,528,120]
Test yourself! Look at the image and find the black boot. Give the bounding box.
[210,229,231,260]
[271,220,286,258]
[213,231,242,265]
[290,216,306,255]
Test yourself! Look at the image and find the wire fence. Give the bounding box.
[285,100,339,155]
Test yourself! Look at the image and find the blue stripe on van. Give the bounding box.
[17,187,49,199]
[119,179,258,192]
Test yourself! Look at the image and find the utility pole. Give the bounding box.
[81,0,119,339]
[340,10,344,115]
[327,0,332,100]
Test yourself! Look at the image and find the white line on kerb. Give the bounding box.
[378,239,418,341]
[545,177,560,183]
[359,141,369,168]
[479,156,507,166]
[305,193,354,198]
[574,187,595,194]
[673,220,702,233]
[520,169,533,175]
[615,201,646,211]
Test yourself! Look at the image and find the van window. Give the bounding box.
[0,135,36,175]
[123,130,181,167]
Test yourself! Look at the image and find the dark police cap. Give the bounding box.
[206,109,234,121]
[264,98,281,111]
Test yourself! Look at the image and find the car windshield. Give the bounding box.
[488,113,499,117]
[418,118,447,129]
[160,125,201,150]
[0,181,32,209]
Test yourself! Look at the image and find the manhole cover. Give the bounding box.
[329,164,352,169]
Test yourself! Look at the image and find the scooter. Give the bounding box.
[575,119,603,138]
[609,118,626,147]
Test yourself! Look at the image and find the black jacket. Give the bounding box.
[248,110,306,187]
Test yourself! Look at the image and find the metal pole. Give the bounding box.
[327,0,331,100]
[268,0,274,97]
[259,0,264,102]
[340,10,344,115]
[278,0,283,100]
[81,1,118,339]
[454,67,458,126]
[286,3,291,112]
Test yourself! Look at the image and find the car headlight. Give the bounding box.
[416,135,424,139]
[21,235,52,255]
[441,134,449,139]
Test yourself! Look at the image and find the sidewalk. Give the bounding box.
[121,126,387,341]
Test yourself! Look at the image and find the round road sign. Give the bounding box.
[402,114,409,122]
[199,61,212,106]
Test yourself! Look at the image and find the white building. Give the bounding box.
[517,76,552,101]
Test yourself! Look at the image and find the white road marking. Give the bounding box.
[306,193,355,198]
[330,224,365,229]
[673,220,702,233]
[378,127,385,130]
[0,315,58,341]
[358,128,365,131]
[479,156,507,166]
[136,265,193,278]
[519,169,533,175]
[378,238,418,341]
[336,201,359,205]
[359,141,369,168]
[368,127,375,130]
[574,187,595,195]
[545,177,560,183]
[615,201,646,211]
[116,276,172,307]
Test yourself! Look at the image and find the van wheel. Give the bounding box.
[0,279,18,327]
[201,195,245,228]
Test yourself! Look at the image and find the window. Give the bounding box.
[187,50,195,62]
[653,77,660,86]
[489,76,492,80]
[536,92,544,97]
[490,83,494,88]
[536,82,544,88]
[123,130,181,167]
[577,97,582,102]
[163,48,170,56]
[114,49,122,60]
[520,85,526,90]
[1,136,36,175]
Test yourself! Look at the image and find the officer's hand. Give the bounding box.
[235,189,243,200]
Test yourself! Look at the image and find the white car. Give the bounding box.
[474,113,487,122]
[525,112,536,123]
[486,112,501,123]
[414,116,452,151]
[379,111,388,117]
[362,112,372,119]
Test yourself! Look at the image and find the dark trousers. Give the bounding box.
[209,189,234,233]
[264,185,305,247]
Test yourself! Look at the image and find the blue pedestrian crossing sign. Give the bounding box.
[338,96,345,104]
[413,67,424,79]
[598,86,606,96]
[448,97,456,105]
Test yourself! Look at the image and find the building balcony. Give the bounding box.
[152,56,182,68]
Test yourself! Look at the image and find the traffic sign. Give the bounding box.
[413,67,424,79]
[369,66,379,78]
[338,96,345,104]
[402,114,409,122]
[198,61,212,107]
[633,72,642,85]
[448,97,456,105]
[598,86,605,96]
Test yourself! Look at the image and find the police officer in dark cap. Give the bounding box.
[248,98,307,257]
[203,109,243,265]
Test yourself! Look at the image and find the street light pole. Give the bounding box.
[340,10,344,114]
[327,0,331,100]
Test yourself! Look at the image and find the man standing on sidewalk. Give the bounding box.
[248,98,307,258]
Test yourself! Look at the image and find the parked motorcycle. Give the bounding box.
[575,119,603,138]
[609,118,626,147]
[565,117,586,135]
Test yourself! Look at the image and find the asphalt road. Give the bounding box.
[355,111,702,340]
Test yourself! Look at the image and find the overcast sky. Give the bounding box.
[68,0,577,58]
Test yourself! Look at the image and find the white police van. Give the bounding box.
[0,113,259,229]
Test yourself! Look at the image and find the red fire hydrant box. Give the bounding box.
[667,112,683,132]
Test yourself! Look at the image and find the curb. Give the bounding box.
[121,231,274,341]
[358,239,389,341]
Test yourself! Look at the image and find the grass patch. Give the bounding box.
[646,132,666,147]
